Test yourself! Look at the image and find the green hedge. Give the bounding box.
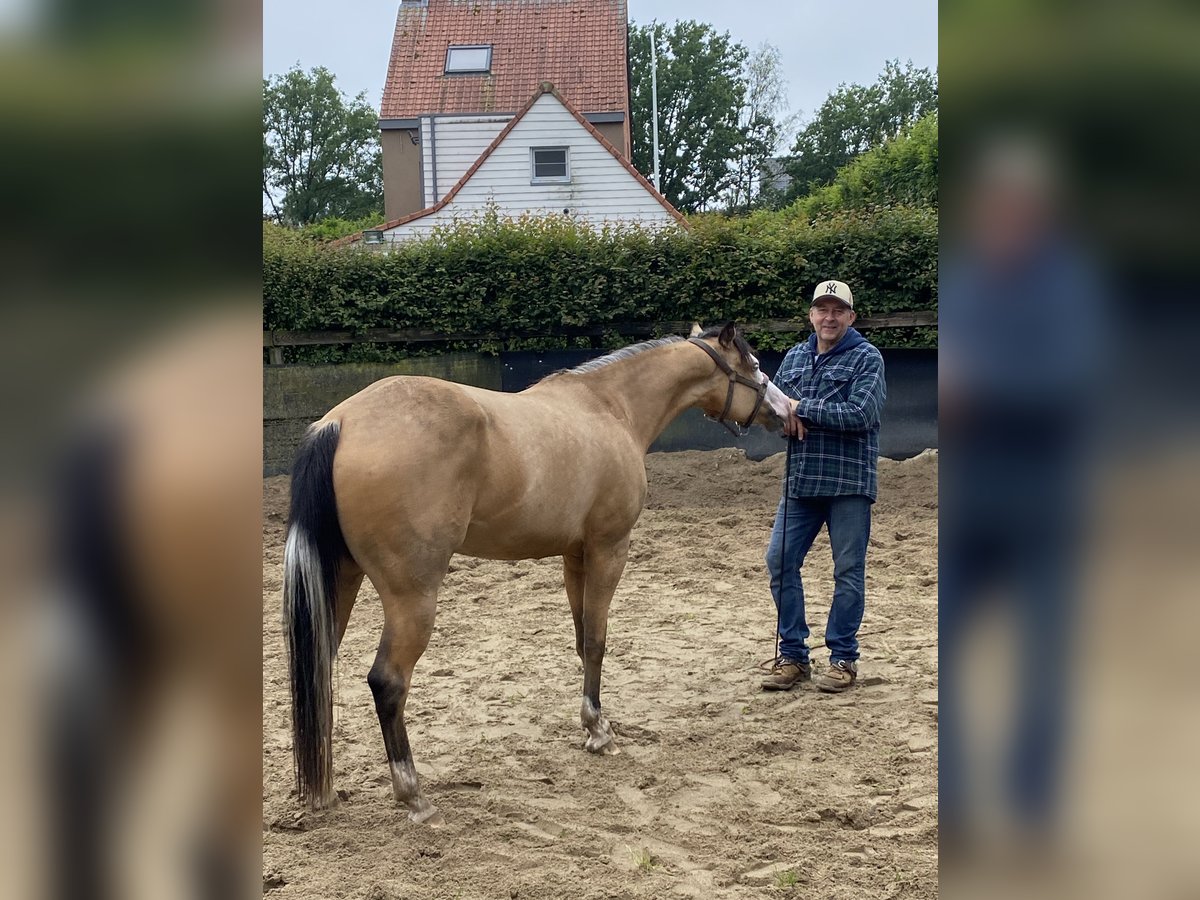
[264,205,937,361]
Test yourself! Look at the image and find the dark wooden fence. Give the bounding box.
[262,312,937,365]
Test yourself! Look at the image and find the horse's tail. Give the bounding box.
[282,420,348,809]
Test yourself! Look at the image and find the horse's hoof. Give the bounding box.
[408,805,445,827]
[584,734,621,755]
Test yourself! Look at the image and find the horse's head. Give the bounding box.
[688,323,792,433]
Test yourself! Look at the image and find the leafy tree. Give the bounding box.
[629,21,749,213]
[781,60,937,203]
[729,43,797,210]
[263,66,383,226]
[789,111,939,220]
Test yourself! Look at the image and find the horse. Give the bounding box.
[282,322,792,824]
[43,310,263,898]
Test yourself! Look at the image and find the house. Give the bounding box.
[366,0,682,240]
[350,83,684,244]
[760,157,794,196]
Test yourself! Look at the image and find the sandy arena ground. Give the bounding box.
[262,448,938,899]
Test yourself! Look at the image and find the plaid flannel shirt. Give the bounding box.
[774,329,886,501]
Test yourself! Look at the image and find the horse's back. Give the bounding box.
[325,374,480,425]
[320,374,646,564]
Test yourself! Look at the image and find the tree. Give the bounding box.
[629,21,749,213]
[262,66,383,226]
[790,111,939,220]
[781,60,937,203]
[728,43,797,210]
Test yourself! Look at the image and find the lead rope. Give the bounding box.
[761,433,792,672]
[776,436,791,663]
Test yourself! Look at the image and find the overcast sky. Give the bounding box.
[263,1,936,131]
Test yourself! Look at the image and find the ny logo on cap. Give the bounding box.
[824,282,839,294]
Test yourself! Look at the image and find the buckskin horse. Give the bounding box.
[283,323,791,824]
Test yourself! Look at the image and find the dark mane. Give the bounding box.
[697,324,757,367]
[540,335,685,381]
[538,324,755,383]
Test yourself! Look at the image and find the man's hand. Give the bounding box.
[782,399,805,439]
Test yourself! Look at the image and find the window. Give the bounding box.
[530,146,570,183]
[444,45,491,74]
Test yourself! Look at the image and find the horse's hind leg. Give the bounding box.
[367,588,442,825]
[333,559,365,647]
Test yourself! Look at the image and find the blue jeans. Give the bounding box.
[765,494,871,665]
[939,483,1080,832]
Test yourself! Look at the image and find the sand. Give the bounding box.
[262,448,938,899]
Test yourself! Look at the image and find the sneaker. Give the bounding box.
[760,658,812,691]
[815,659,858,693]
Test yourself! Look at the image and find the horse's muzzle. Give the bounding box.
[760,380,792,431]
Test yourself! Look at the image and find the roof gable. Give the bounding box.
[338,83,684,244]
[381,0,629,119]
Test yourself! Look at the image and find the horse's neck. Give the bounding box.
[577,342,713,451]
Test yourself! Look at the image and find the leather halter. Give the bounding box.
[687,337,769,436]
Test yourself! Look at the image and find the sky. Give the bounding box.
[262,1,936,134]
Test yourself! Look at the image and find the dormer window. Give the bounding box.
[444,45,492,74]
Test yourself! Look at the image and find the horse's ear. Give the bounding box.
[718,322,738,349]
[689,322,703,338]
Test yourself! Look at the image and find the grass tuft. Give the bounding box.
[775,868,800,888]
[629,846,656,873]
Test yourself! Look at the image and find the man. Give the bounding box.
[761,279,887,693]
[939,138,1104,849]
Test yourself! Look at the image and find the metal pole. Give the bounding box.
[650,24,661,192]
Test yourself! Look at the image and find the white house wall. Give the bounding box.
[386,94,677,240]
[428,115,512,200]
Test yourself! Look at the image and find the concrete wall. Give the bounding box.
[264,355,502,475]
[499,347,938,461]
[650,349,937,460]
[264,348,937,475]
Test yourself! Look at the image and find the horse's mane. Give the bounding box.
[539,325,755,383]
[695,324,757,369]
[540,335,684,381]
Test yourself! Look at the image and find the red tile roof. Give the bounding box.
[334,83,685,245]
[381,0,629,119]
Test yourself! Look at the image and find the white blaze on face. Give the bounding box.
[763,377,792,420]
[745,352,791,424]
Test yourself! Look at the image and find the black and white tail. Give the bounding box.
[282,421,347,809]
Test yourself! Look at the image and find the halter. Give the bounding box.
[687,337,769,436]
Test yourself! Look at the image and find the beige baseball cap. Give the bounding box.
[811,279,853,309]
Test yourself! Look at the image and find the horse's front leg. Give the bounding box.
[564,547,585,661]
[578,538,629,755]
